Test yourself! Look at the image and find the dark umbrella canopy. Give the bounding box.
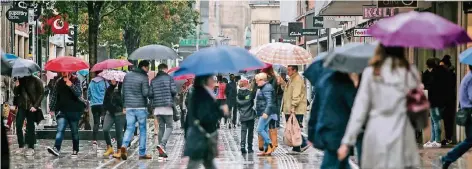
[12,58,41,77]
[129,45,178,60]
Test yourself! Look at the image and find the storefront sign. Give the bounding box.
[302,29,318,36]
[363,6,398,19]
[353,29,371,37]
[312,17,323,29]
[179,39,209,46]
[377,0,417,8]
[6,7,28,23]
[14,1,41,20]
[288,22,303,37]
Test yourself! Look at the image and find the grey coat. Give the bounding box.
[149,71,177,108]
[122,69,150,108]
[341,59,421,169]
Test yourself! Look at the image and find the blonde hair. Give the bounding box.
[255,73,268,81]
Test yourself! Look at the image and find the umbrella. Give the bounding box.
[251,42,313,65]
[78,69,89,76]
[98,70,127,82]
[368,11,472,49]
[323,42,376,73]
[304,52,333,85]
[91,59,133,72]
[1,53,17,76]
[167,67,195,80]
[11,58,41,77]
[45,56,89,72]
[174,46,265,77]
[129,45,178,60]
[459,47,472,65]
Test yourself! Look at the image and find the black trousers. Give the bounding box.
[442,102,456,141]
[2,118,10,169]
[91,105,103,141]
[240,120,254,150]
[181,109,187,128]
[16,108,36,149]
[230,105,237,126]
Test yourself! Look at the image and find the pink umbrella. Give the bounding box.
[91,59,133,72]
[167,67,195,80]
[98,70,126,82]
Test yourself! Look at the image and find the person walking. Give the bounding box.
[150,63,177,159]
[184,75,229,169]
[280,65,309,153]
[216,78,228,128]
[337,44,421,169]
[47,72,86,158]
[120,60,152,160]
[88,72,108,148]
[441,64,472,169]
[102,80,125,158]
[226,74,238,128]
[237,78,257,154]
[309,70,357,169]
[13,76,44,156]
[255,73,277,156]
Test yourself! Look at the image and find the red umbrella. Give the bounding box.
[244,62,272,71]
[45,56,89,72]
[167,67,195,80]
[91,59,133,72]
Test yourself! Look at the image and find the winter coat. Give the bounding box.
[310,72,356,151]
[149,71,177,108]
[341,58,421,169]
[122,68,150,108]
[186,86,224,134]
[237,87,256,122]
[13,76,44,110]
[428,66,452,108]
[225,81,237,106]
[216,83,226,100]
[88,76,108,106]
[103,84,123,115]
[282,73,307,115]
[255,83,276,116]
[50,76,85,121]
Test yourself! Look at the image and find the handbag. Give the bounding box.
[405,68,430,130]
[184,120,218,159]
[283,113,302,147]
[34,108,45,124]
[456,108,472,126]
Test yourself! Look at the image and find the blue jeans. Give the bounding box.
[54,115,80,152]
[442,121,472,163]
[321,150,351,169]
[285,114,308,151]
[257,116,272,149]
[430,107,442,142]
[121,109,148,156]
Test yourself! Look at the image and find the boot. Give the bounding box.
[103,145,114,157]
[264,143,275,156]
[112,149,121,159]
[258,135,264,151]
[269,128,278,148]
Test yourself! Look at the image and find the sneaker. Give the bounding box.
[139,154,152,160]
[47,147,60,156]
[15,147,25,155]
[423,141,432,148]
[156,145,168,158]
[25,148,34,156]
[111,138,116,144]
[441,156,451,169]
[241,148,247,154]
[71,151,78,158]
[431,142,442,148]
[247,149,254,154]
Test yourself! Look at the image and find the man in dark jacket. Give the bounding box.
[120,60,152,160]
[225,74,238,128]
[150,63,176,159]
[13,75,44,156]
[47,73,84,157]
[237,78,256,154]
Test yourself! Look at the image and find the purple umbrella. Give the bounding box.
[367,11,472,49]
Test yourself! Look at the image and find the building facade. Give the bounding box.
[249,1,280,49]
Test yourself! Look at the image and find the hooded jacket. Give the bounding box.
[88,76,108,106]
[122,68,150,108]
[237,87,256,122]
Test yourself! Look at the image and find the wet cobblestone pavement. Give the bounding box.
[6,123,472,169]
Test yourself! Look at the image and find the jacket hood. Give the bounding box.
[92,76,104,82]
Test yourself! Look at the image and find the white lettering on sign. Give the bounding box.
[363,6,397,19]
[353,29,371,37]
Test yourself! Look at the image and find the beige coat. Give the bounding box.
[341,58,421,169]
[282,73,307,115]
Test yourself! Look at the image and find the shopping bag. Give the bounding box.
[283,114,302,147]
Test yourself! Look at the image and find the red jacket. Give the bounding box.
[216,83,226,100]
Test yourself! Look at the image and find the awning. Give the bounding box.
[319,1,374,16]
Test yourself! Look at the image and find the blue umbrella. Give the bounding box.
[1,53,19,76]
[174,46,265,76]
[459,47,472,65]
[303,52,333,85]
[323,42,376,73]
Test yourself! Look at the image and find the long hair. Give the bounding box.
[369,44,409,76]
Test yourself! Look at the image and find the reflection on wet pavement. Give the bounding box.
[7,124,472,169]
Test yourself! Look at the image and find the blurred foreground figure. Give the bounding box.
[1,119,9,169]
[338,44,421,169]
